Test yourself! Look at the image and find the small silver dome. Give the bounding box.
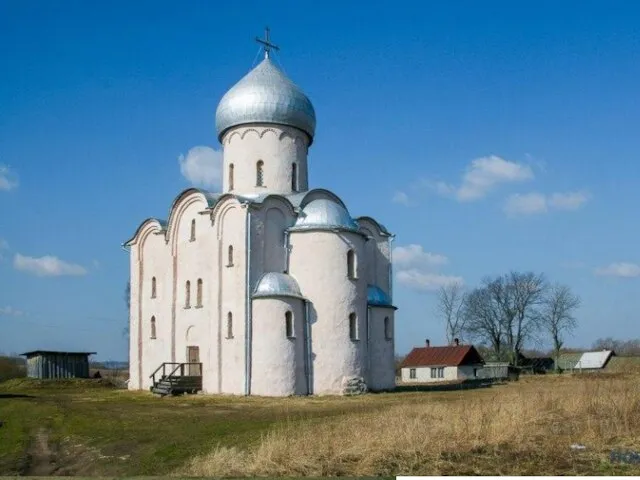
[367,284,394,307]
[253,272,305,300]
[215,58,316,143]
[290,198,360,233]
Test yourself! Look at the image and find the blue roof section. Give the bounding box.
[253,272,305,300]
[367,284,395,308]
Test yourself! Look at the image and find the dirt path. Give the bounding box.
[23,428,56,475]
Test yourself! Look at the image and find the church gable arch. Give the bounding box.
[166,190,211,255]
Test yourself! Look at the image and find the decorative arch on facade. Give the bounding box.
[240,128,261,140]
[355,216,392,238]
[166,189,215,255]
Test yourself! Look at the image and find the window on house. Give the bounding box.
[384,316,391,340]
[227,245,234,266]
[438,367,444,378]
[291,163,298,191]
[256,160,264,186]
[229,163,234,191]
[349,312,358,341]
[285,311,294,338]
[151,277,157,299]
[409,368,416,379]
[185,280,191,308]
[473,368,478,378]
[226,312,233,338]
[430,367,437,379]
[347,249,356,279]
[150,316,156,339]
[196,278,203,307]
[190,219,196,241]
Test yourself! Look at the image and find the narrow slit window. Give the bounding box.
[384,316,391,340]
[256,160,264,186]
[347,249,357,279]
[185,280,191,308]
[349,312,358,341]
[229,163,234,191]
[196,278,203,307]
[150,316,156,339]
[285,311,294,338]
[291,163,298,191]
[228,245,234,266]
[151,277,157,298]
[190,219,196,241]
[227,312,233,338]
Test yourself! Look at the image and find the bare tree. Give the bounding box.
[462,284,506,361]
[436,282,467,343]
[540,283,580,371]
[463,271,547,365]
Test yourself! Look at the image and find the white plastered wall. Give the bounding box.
[358,219,391,294]
[289,229,367,395]
[221,124,309,195]
[251,296,306,396]
[367,307,396,391]
[400,366,460,383]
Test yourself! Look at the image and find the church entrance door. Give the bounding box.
[187,346,201,376]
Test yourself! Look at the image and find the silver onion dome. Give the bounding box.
[290,198,360,233]
[215,58,316,144]
[253,272,305,300]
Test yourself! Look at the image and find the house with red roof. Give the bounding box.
[399,339,485,383]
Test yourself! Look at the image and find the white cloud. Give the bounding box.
[548,191,590,210]
[393,244,462,292]
[504,190,590,216]
[0,306,25,317]
[391,191,412,206]
[594,262,640,278]
[504,192,548,215]
[178,146,222,188]
[13,254,87,277]
[0,164,19,191]
[394,244,449,268]
[396,269,464,292]
[432,156,534,202]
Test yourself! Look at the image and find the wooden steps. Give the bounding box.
[150,363,202,396]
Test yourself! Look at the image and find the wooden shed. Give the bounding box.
[20,350,96,379]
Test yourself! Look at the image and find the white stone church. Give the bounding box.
[124,34,397,396]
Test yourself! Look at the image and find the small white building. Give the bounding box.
[399,341,484,383]
[122,33,397,397]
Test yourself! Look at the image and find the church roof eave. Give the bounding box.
[252,272,306,300]
[123,217,167,247]
[355,216,393,237]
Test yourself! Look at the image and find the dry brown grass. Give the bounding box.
[179,372,640,476]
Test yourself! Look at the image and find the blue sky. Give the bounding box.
[1,1,639,360]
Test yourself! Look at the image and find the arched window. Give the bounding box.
[196,278,203,307]
[229,163,234,191]
[384,316,392,340]
[227,245,234,266]
[185,280,191,308]
[291,163,298,191]
[256,160,264,186]
[347,249,357,279]
[226,312,233,339]
[285,311,294,338]
[190,219,196,242]
[151,277,157,299]
[150,316,157,339]
[349,312,358,341]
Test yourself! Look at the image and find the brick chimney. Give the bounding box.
[454,338,460,346]
[425,339,430,347]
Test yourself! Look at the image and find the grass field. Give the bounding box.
[1,359,639,476]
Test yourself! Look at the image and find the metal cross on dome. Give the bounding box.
[255,27,280,59]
